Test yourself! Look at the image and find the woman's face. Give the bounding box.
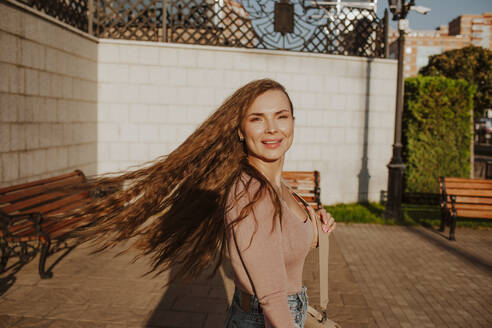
[239,89,294,163]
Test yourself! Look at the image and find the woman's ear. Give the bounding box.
[238,129,244,141]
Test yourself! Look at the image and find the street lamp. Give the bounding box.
[384,0,429,221]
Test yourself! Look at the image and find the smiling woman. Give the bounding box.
[239,89,294,163]
[56,78,336,328]
[224,83,336,328]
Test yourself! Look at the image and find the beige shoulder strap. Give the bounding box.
[281,178,319,249]
[280,178,311,211]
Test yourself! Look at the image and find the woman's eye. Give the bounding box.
[250,117,261,122]
[279,115,289,119]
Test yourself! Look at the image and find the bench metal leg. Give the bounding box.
[449,214,457,241]
[438,209,447,232]
[39,240,53,279]
[0,243,9,272]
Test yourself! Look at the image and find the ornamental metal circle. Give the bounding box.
[237,0,328,51]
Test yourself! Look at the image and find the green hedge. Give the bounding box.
[403,76,475,193]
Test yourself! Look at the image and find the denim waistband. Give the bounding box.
[234,286,307,315]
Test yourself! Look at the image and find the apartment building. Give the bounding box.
[388,12,492,77]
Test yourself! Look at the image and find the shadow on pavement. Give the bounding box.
[0,239,77,296]
[145,255,234,327]
[405,224,492,275]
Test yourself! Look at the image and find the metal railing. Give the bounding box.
[163,0,387,57]
[380,190,441,206]
[18,0,388,58]
[18,0,89,32]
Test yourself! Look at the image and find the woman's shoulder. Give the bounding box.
[225,173,275,224]
[227,172,272,208]
[229,172,260,201]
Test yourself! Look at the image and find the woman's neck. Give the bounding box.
[247,156,284,191]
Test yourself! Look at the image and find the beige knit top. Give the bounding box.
[224,174,316,328]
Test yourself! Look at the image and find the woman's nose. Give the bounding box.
[265,118,278,133]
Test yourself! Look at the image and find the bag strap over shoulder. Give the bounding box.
[281,178,312,215]
[281,178,319,249]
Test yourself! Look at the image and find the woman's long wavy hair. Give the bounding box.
[65,78,294,284]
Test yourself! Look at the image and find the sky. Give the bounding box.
[375,0,492,31]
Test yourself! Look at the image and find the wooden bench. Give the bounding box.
[439,176,492,240]
[0,170,92,278]
[282,171,321,210]
[281,170,337,326]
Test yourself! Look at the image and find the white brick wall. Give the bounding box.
[0,4,397,203]
[0,2,98,187]
[97,40,397,204]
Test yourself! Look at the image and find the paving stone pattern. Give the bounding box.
[0,223,491,327]
[332,223,492,328]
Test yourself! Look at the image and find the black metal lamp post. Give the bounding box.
[384,0,415,221]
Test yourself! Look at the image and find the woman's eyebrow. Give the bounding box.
[247,109,290,117]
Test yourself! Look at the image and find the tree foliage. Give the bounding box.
[403,76,475,193]
[419,46,491,117]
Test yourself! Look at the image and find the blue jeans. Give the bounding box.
[224,286,308,328]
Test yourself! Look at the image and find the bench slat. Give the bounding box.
[450,209,492,219]
[446,196,492,205]
[307,203,320,210]
[1,191,68,215]
[6,218,82,241]
[0,175,85,204]
[286,188,315,194]
[47,219,88,239]
[46,198,91,216]
[282,182,315,189]
[294,195,317,202]
[7,219,58,238]
[1,198,89,237]
[444,188,492,198]
[450,203,492,211]
[19,192,90,215]
[282,171,317,179]
[443,177,492,184]
[444,181,492,190]
[0,171,84,195]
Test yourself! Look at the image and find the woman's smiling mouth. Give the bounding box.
[261,139,283,148]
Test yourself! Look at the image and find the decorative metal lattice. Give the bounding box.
[18,0,387,58]
[167,0,255,47]
[18,0,89,32]
[93,0,165,41]
[166,0,387,57]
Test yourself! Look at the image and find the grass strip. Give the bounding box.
[324,202,492,230]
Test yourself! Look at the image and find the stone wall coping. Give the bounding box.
[100,38,398,65]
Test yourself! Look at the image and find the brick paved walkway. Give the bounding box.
[331,223,492,328]
[0,223,490,327]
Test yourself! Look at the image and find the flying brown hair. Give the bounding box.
[62,78,294,284]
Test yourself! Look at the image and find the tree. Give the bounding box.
[419,46,491,118]
[403,76,475,193]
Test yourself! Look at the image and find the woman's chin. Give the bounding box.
[249,151,286,164]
